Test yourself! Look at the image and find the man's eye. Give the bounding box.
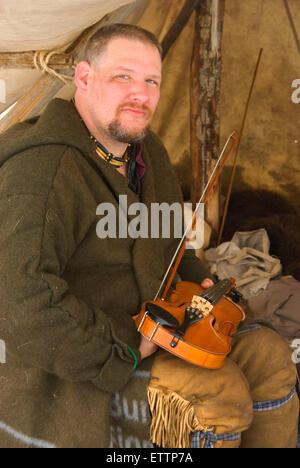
[118,75,129,80]
[146,79,159,87]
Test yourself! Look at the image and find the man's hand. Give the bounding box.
[201,278,214,289]
[139,335,158,360]
[132,314,158,360]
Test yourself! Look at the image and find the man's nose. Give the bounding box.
[128,81,150,104]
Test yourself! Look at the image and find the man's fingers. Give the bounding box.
[201,278,214,289]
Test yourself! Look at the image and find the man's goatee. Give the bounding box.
[108,121,150,144]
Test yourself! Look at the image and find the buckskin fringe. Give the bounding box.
[147,386,205,448]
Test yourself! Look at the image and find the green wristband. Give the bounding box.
[128,346,138,370]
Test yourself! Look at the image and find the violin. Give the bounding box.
[135,133,245,369]
[135,279,244,369]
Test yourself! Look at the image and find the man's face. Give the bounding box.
[85,37,162,143]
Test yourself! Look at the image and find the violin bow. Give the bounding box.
[154,132,239,301]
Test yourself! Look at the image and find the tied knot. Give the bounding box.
[33,50,77,85]
[197,430,218,448]
[191,429,242,448]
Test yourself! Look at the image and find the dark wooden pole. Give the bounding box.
[161,0,200,60]
[190,0,225,236]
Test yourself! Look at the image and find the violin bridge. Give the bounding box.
[190,296,213,317]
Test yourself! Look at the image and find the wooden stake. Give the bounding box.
[190,0,225,236]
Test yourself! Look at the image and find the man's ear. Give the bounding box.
[74,61,92,93]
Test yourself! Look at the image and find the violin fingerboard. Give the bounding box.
[200,279,233,305]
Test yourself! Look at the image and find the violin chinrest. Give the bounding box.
[146,303,179,328]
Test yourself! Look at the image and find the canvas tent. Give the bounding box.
[0,0,300,234]
[0,0,300,447]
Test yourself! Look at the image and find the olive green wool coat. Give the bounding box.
[0,99,211,448]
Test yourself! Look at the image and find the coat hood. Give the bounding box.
[0,99,95,167]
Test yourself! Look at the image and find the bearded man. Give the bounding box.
[0,24,298,448]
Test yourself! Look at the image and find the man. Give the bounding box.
[73,24,216,362]
[0,24,298,448]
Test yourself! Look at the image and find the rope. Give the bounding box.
[33,50,77,85]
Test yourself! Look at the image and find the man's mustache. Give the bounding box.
[117,102,152,118]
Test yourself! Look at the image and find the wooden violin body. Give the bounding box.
[135,280,245,369]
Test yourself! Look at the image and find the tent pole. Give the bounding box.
[0,52,74,70]
[190,0,225,240]
[161,0,201,60]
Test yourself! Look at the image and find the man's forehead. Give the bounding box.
[107,35,159,50]
[99,36,162,66]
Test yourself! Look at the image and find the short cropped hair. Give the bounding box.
[84,23,163,66]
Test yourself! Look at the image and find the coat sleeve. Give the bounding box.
[178,248,215,283]
[0,147,141,393]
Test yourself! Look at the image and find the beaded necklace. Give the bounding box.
[89,135,130,169]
